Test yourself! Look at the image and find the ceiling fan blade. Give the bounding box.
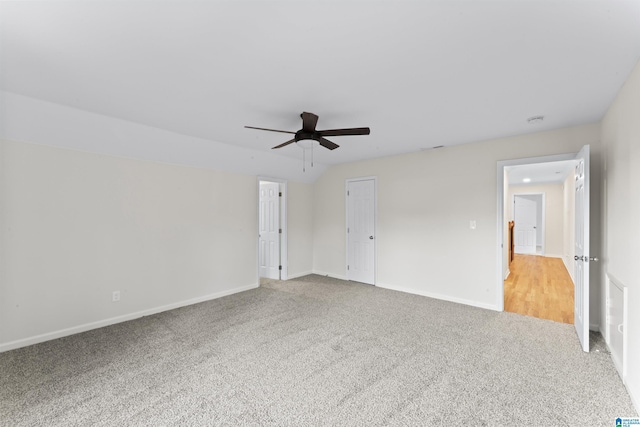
[245,126,296,135]
[317,127,371,137]
[272,138,296,149]
[318,137,339,150]
[301,112,319,132]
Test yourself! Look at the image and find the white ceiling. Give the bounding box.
[507,160,577,186]
[2,0,640,168]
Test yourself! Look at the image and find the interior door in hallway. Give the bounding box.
[259,181,280,279]
[574,145,590,352]
[514,195,537,254]
[347,178,375,285]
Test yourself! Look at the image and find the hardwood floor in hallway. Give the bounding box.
[504,254,574,324]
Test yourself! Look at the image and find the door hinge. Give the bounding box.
[279,192,282,197]
[279,265,282,270]
[347,227,350,233]
[279,229,282,234]
[347,265,350,270]
[347,190,350,196]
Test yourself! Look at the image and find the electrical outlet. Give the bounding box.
[112,291,121,302]
[470,220,477,230]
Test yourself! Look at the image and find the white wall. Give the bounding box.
[0,92,319,351]
[0,139,261,350]
[508,183,565,258]
[287,181,314,278]
[312,124,600,311]
[0,91,326,183]
[600,59,640,411]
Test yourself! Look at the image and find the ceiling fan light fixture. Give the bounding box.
[296,140,317,149]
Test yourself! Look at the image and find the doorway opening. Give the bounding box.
[512,192,545,255]
[497,147,592,353]
[505,183,578,324]
[258,178,288,282]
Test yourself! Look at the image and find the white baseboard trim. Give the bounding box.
[589,323,600,332]
[562,257,575,282]
[311,270,348,281]
[286,270,313,280]
[0,283,259,353]
[544,253,563,259]
[376,282,500,312]
[626,377,640,416]
[504,268,511,280]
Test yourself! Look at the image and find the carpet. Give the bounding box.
[1,274,636,426]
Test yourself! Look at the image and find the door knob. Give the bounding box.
[588,256,599,262]
[574,255,584,261]
[369,236,374,239]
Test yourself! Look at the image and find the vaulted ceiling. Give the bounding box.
[2,1,640,173]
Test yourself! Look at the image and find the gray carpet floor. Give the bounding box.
[1,274,636,426]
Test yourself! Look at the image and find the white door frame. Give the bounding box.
[257,177,288,280]
[345,176,377,284]
[496,153,576,311]
[511,192,546,255]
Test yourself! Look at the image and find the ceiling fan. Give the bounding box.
[245,112,370,150]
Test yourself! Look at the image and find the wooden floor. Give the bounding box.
[504,254,574,324]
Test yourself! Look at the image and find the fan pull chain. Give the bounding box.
[302,147,306,172]
[311,143,314,167]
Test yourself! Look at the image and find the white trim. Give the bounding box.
[497,152,578,312]
[605,273,628,383]
[626,377,640,416]
[0,283,258,353]
[257,177,289,280]
[562,257,574,282]
[345,176,377,285]
[504,268,511,280]
[287,270,313,280]
[544,253,564,259]
[377,282,500,312]
[311,270,348,281]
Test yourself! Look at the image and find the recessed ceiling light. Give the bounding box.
[523,178,531,183]
[527,116,544,124]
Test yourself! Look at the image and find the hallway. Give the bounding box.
[504,254,574,324]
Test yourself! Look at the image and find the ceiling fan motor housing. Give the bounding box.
[295,130,317,142]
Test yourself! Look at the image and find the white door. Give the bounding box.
[259,182,280,279]
[514,195,537,254]
[347,179,375,285]
[574,145,590,352]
